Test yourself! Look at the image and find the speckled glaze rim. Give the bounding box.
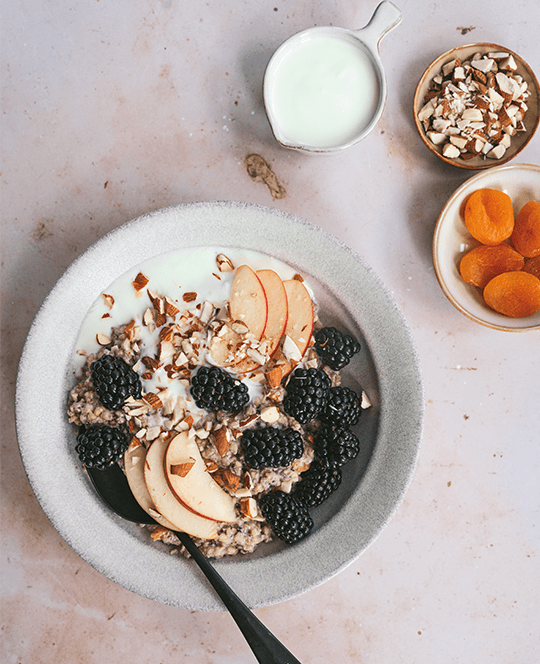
[413,42,540,170]
[15,201,424,611]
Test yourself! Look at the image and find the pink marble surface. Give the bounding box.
[2,1,539,662]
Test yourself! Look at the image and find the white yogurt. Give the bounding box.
[73,247,314,419]
[265,34,380,149]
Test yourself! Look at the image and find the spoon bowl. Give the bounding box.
[85,463,303,664]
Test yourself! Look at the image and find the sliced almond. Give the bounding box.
[163,297,180,317]
[124,320,139,342]
[198,300,215,324]
[245,347,267,366]
[281,335,302,362]
[170,459,196,477]
[497,106,512,127]
[145,426,162,441]
[449,135,468,149]
[132,272,149,292]
[472,58,494,74]
[418,100,436,121]
[266,363,289,388]
[498,55,517,72]
[427,131,447,146]
[147,290,164,314]
[159,325,174,343]
[442,59,457,77]
[231,320,250,334]
[488,144,507,159]
[143,307,155,328]
[182,292,197,303]
[214,426,231,456]
[442,143,461,158]
[260,406,280,423]
[240,497,259,519]
[462,108,484,123]
[500,133,512,149]
[143,392,163,410]
[182,414,194,429]
[235,487,252,498]
[432,118,452,133]
[221,469,240,492]
[238,413,259,429]
[141,356,160,371]
[158,340,175,361]
[495,72,514,97]
[96,332,111,346]
[216,253,234,272]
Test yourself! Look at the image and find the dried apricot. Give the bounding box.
[483,271,540,318]
[523,255,540,280]
[463,188,514,246]
[459,244,524,289]
[510,200,540,258]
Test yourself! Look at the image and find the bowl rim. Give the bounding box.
[413,42,540,170]
[432,162,540,332]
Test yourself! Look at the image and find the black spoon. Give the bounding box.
[85,463,302,664]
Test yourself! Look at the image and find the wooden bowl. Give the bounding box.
[414,43,539,170]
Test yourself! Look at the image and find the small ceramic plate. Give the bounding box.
[433,163,540,331]
[16,202,423,610]
[414,43,539,170]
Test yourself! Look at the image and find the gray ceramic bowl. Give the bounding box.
[15,201,423,611]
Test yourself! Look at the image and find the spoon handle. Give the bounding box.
[176,531,302,664]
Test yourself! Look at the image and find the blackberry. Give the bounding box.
[75,424,128,470]
[258,492,313,544]
[315,424,360,467]
[314,326,361,371]
[241,427,304,469]
[190,366,249,413]
[90,354,142,410]
[283,368,331,424]
[295,460,342,508]
[319,386,361,427]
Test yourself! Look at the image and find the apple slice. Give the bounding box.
[282,279,314,360]
[124,441,178,531]
[144,436,219,539]
[165,431,236,523]
[208,265,268,368]
[255,269,288,357]
[229,265,268,339]
[233,269,289,374]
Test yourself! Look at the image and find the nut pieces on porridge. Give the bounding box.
[67,253,369,558]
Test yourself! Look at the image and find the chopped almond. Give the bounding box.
[170,460,195,477]
[132,272,149,292]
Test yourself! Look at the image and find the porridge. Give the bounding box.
[67,247,368,558]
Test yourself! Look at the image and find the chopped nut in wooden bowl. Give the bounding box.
[414,43,539,169]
